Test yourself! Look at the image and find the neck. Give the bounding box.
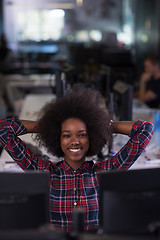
[64,157,86,171]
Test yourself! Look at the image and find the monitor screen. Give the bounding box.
[0,172,49,230]
[99,168,160,235]
[113,80,133,121]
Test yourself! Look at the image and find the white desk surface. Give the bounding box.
[5,74,55,88]
[19,94,56,120]
[4,73,55,81]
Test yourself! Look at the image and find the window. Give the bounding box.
[18,9,65,41]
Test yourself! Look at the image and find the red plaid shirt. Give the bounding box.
[0,118,154,232]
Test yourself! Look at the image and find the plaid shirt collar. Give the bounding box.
[56,159,94,175]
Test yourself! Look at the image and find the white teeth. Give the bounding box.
[69,149,80,153]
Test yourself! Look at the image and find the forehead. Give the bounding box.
[61,118,87,131]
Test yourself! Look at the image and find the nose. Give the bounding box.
[71,136,80,145]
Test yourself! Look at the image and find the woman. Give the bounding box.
[0,87,154,232]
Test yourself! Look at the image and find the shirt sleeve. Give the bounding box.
[0,117,52,171]
[96,120,154,170]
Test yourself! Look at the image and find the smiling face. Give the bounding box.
[61,118,89,170]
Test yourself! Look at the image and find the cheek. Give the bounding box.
[60,137,66,152]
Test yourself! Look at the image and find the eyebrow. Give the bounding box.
[61,130,87,133]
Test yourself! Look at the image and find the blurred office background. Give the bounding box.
[0,0,160,169]
[0,0,160,117]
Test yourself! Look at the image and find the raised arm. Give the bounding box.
[112,120,154,169]
[0,117,51,171]
[113,121,136,135]
[19,120,39,133]
[97,120,154,171]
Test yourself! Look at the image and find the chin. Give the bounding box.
[70,156,85,162]
[66,152,86,162]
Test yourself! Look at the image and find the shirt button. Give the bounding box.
[74,202,77,206]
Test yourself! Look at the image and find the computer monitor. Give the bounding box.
[99,168,160,235]
[0,172,49,230]
[113,80,133,121]
[55,71,67,98]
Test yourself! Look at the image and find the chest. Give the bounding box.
[49,171,99,202]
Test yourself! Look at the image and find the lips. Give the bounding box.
[68,148,81,153]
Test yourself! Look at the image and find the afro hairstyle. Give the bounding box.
[35,87,113,158]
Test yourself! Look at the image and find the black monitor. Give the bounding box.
[113,80,133,121]
[0,172,49,230]
[55,71,67,98]
[99,168,160,236]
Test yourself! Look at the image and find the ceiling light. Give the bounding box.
[46,3,75,9]
[76,0,83,6]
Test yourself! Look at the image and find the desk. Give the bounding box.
[3,74,55,115]
[5,74,55,99]
[5,74,55,88]
[19,94,56,120]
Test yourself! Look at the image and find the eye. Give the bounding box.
[62,134,71,138]
[79,133,87,138]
